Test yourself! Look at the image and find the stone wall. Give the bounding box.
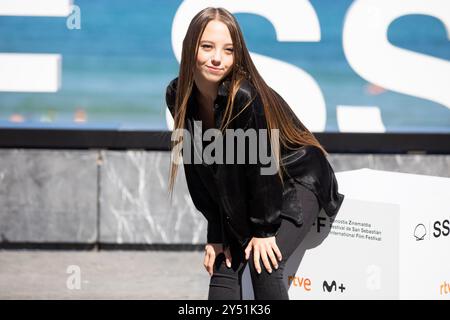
[0,149,448,246]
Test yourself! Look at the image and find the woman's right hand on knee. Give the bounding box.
[204,243,232,276]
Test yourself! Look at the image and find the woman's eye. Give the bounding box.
[226,48,234,52]
[202,45,212,49]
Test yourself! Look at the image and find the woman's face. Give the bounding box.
[194,20,234,85]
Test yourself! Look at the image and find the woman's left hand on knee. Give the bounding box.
[244,237,283,274]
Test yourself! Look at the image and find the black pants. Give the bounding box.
[208,183,320,300]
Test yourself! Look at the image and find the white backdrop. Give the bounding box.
[242,168,450,299]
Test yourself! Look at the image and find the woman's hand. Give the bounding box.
[204,243,232,276]
[244,237,283,274]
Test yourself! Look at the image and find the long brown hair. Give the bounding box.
[168,7,328,198]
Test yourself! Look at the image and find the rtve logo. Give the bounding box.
[440,281,450,296]
[414,219,449,241]
[323,280,346,293]
[288,275,312,292]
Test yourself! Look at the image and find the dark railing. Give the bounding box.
[0,129,449,154]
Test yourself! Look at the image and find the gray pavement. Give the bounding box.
[0,250,210,299]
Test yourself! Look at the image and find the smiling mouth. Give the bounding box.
[207,66,223,71]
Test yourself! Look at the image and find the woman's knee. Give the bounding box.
[246,252,288,299]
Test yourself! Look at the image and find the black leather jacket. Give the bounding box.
[165,76,344,249]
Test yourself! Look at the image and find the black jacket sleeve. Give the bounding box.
[244,92,283,238]
[165,78,223,244]
[183,164,223,244]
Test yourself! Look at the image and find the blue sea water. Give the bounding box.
[0,0,449,132]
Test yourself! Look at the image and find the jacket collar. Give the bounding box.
[187,78,231,118]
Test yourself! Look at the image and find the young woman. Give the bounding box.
[165,7,344,300]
